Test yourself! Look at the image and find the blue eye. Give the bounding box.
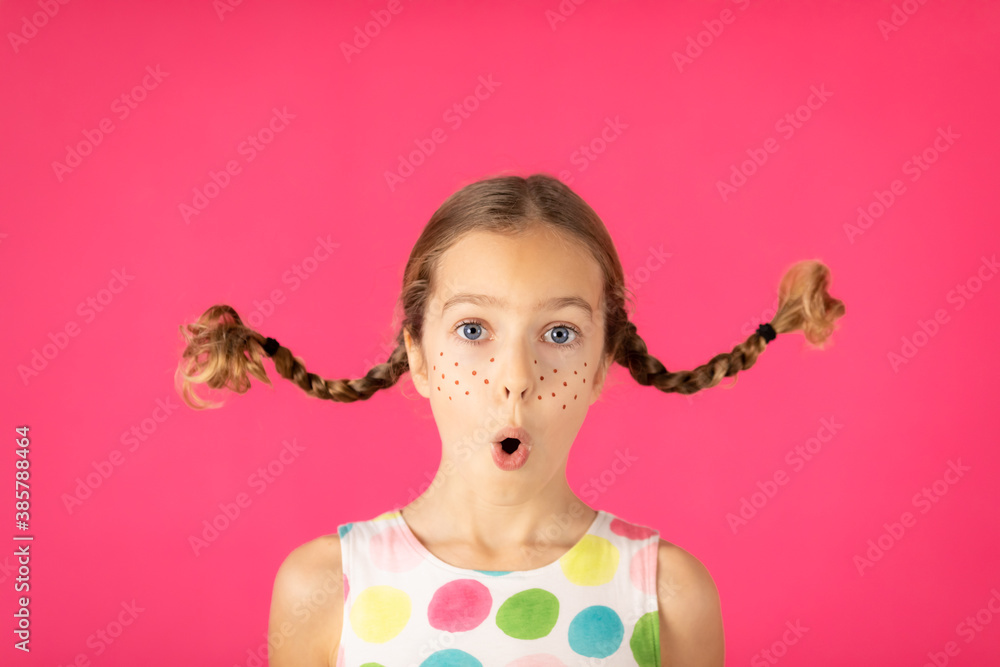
[453,320,583,349]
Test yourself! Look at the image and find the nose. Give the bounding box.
[498,338,535,402]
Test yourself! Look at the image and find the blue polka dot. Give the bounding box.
[419,648,482,666]
[474,570,510,576]
[568,605,624,658]
[338,523,353,538]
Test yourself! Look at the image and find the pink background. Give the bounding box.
[2,0,999,664]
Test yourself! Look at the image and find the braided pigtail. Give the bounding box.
[614,259,845,395]
[175,304,410,410]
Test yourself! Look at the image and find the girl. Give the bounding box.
[176,173,844,666]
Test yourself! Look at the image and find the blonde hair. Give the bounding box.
[175,173,845,409]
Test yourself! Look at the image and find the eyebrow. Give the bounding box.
[441,293,594,320]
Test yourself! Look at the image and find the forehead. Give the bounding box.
[430,228,603,319]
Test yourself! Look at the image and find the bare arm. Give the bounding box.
[657,539,725,667]
[267,535,344,667]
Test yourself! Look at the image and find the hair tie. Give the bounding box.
[263,337,280,357]
[756,323,777,343]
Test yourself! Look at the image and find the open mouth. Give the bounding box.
[500,437,521,454]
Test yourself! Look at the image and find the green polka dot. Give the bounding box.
[360,663,385,667]
[495,588,559,639]
[629,611,661,667]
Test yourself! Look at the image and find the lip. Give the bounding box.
[490,425,533,450]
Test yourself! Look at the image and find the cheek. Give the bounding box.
[433,352,591,409]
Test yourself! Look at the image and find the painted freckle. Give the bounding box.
[563,381,567,386]
[540,376,544,380]
[583,379,586,383]
[484,379,489,384]
[574,394,578,399]
[465,391,469,395]
[574,370,578,375]
[490,357,495,362]
[441,373,445,379]
[551,392,555,397]
[472,370,477,375]
[553,369,557,373]
[584,362,587,367]
[455,380,459,385]
[437,387,440,391]
[433,365,436,370]
[454,362,458,366]
[537,395,542,400]
[563,405,566,409]
[449,396,452,400]
[440,352,443,356]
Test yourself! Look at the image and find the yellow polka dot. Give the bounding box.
[372,511,400,522]
[559,534,619,586]
[350,585,411,643]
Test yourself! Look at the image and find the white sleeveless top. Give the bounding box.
[335,507,661,666]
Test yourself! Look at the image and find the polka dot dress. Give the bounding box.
[335,508,661,666]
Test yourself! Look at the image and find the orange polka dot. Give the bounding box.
[449,396,452,400]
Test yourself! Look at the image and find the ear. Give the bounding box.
[588,352,615,405]
[404,328,430,398]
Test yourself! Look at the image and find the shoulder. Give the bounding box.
[655,538,725,667]
[268,533,344,667]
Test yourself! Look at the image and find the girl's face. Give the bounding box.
[404,226,613,500]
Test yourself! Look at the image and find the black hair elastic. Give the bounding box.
[756,323,777,343]
[262,337,280,357]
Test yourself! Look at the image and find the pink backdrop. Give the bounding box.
[2,0,998,664]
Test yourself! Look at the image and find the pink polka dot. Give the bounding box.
[343,573,349,602]
[609,518,656,540]
[505,655,567,666]
[335,644,345,667]
[630,542,658,594]
[427,579,492,632]
[369,524,424,572]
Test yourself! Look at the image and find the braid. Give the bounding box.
[175,304,410,410]
[615,320,768,395]
[613,259,845,396]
